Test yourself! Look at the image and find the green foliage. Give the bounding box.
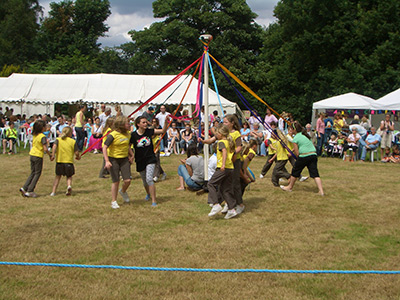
[122,0,264,109]
[35,0,111,61]
[0,64,23,77]
[0,0,41,66]
[255,0,400,123]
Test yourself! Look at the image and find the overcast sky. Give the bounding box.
[39,0,279,47]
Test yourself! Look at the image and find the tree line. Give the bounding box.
[1,0,400,123]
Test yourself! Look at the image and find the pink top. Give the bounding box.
[316,118,325,134]
[264,114,278,126]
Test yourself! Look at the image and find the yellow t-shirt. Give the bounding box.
[6,128,18,139]
[242,148,256,167]
[268,138,277,155]
[75,111,84,127]
[274,140,289,161]
[152,135,161,153]
[107,131,130,158]
[286,134,294,151]
[230,130,242,161]
[29,133,46,158]
[216,140,234,169]
[56,137,77,163]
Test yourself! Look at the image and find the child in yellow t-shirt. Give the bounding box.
[207,124,237,220]
[240,139,258,195]
[20,120,51,197]
[50,126,80,196]
[2,121,18,154]
[270,130,291,187]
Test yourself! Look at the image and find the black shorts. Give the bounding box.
[109,157,132,183]
[6,137,17,143]
[56,163,75,177]
[291,155,320,178]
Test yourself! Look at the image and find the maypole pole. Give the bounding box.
[200,34,212,181]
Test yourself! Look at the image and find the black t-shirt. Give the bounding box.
[130,128,157,172]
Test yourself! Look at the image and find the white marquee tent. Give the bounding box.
[0,73,239,117]
[373,88,400,110]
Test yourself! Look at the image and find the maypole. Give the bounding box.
[200,34,212,181]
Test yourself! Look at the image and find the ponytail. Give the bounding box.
[293,121,310,139]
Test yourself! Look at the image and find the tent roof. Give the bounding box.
[373,88,400,110]
[0,73,236,107]
[312,92,376,110]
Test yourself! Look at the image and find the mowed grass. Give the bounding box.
[1,150,400,299]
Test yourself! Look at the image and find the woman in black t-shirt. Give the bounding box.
[130,116,169,206]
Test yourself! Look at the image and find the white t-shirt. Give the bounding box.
[208,153,217,181]
[156,112,170,128]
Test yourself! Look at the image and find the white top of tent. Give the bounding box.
[373,88,400,110]
[312,92,376,110]
[0,73,236,107]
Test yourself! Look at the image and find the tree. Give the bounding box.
[255,0,400,123]
[122,0,264,109]
[35,0,111,61]
[0,0,41,67]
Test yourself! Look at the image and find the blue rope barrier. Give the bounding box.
[1,262,399,274]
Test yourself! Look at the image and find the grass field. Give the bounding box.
[1,150,400,299]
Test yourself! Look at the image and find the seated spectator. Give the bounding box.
[2,121,18,154]
[249,122,264,154]
[360,127,381,162]
[326,133,339,157]
[344,128,360,161]
[166,121,180,155]
[88,117,103,153]
[381,147,391,163]
[240,122,251,142]
[56,116,68,136]
[176,143,204,191]
[179,123,194,154]
[306,123,317,146]
[389,145,400,163]
[360,116,371,131]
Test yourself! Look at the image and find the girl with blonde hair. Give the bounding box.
[50,126,81,196]
[207,124,237,219]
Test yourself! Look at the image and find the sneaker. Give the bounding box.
[50,192,56,196]
[208,204,223,217]
[153,176,158,182]
[93,149,98,154]
[151,202,157,207]
[224,208,238,219]
[259,174,264,179]
[161,173,167,181]
[25,192,38,198]
[119,188,130,203]
[145,194,150,201]
[299,176,309,182]
[236,205,245,215]
[165,152,171,157]
[160,152,166,157]
[111,201,120,209]
[181,150,185,155]
[66,186,72,196]
[20,187,27,197]
[221,203,229,213]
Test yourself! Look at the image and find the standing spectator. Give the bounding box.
[305,124,316,146]
[324,114,333,144]
[333,113,344,134]
[99,107,112,128]
[55,116,67,136]
[264,108,278,126]
[316,113,325,156]
[2,121,18,154]
[379,114,395,159]
[247,114,258,130]
[74,105,86,151]
[156,105,170,152]
[142,106,155,123]
[249,122,264,154]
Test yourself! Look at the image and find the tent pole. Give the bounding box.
[200,34,213,181]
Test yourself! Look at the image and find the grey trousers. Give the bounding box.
[233,159,243,205]
[261,154,275,176]
[23,156,43,192]
[271,159,290,186]
[208,168,236,209]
